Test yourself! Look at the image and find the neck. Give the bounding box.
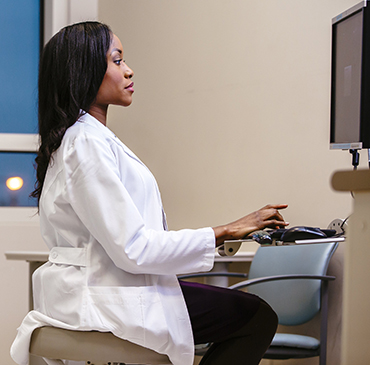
[88,104,108,126]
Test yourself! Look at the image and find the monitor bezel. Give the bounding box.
[330,0,370,150]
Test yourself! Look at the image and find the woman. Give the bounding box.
[11,22,288,365]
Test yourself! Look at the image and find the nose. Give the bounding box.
[124,65,134,79]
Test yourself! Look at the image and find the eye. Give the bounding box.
[113,59,126,65]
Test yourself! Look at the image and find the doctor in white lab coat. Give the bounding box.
[11,22,288,365]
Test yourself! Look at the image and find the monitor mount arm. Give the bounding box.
[349,149,360,170]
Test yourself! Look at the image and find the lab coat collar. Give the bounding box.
[78,112,146,166]
[78,111,116,138]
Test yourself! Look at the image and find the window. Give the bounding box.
[0,0,41,206]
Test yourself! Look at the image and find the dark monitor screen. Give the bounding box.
[330,1,370,150]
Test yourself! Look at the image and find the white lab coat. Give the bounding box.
[10,113,216,365]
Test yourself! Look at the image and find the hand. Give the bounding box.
[212,204,289,247]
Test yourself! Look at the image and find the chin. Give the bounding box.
[124,98,133,107]
[115,99,132,107]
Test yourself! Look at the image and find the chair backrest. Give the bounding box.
[247,242,338,326]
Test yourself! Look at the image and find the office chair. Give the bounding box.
[229,241,338,365]
[29,326,171,365]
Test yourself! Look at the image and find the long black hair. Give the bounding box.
[31,21,112,204]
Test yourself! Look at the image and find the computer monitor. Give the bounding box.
[330,0,370,150]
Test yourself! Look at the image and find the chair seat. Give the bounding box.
[263,333,321,360]
[271,333,320,350]
[30,326,171,365]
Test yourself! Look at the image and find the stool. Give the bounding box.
[29,326,171,365]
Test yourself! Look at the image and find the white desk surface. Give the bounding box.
[5,251,49,262]
[5,250,255,263]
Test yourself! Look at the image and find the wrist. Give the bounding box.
[212,225,235,247]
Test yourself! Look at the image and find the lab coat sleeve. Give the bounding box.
[63,131,215,275]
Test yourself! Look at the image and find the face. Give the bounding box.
[93,34,134,110]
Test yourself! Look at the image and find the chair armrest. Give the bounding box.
[229,274,335,290]
[178,272,248,280]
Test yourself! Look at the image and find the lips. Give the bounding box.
[125,82,134,92]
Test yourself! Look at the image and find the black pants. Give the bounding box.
[180,280,278,365]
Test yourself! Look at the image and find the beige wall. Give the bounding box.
[98,0,362,233]
[1,0,362,364]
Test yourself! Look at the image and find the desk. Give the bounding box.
[5,250,256,310]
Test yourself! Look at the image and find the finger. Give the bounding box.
[273,210,286,222]
[260,208,284,223]
[265,205,288,222]
[267,204,288,210]
[265,219,289,228]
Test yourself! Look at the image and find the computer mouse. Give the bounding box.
[280,226,327,242]
[250,230,272,245]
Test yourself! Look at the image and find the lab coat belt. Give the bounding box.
[48,247,87,267]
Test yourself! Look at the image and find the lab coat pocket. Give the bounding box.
[86,286,169,349]
[33,262,87,326]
